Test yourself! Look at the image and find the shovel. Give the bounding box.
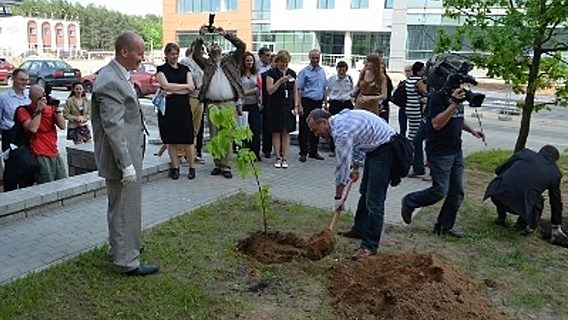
[329,180,354,232]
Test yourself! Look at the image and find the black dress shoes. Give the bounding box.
[125,264,160,276]
[433,224,464,238]
[211,167,222,175]
[188,167,196,180]
[308,153,324,160]
[168,168,180,180]
[222,171,233,179]
[338,229,362,239]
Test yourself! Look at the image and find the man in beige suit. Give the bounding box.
[91,32,159,276]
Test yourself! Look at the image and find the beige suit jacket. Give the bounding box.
[91,60,145,180]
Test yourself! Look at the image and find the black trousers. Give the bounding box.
[243,104,261,157]
[328,100,353,153]
[299,98,322,156]
[379,101,390,123]
[261,106,272,156]
[196,111,204,157]
[492,196,548,229]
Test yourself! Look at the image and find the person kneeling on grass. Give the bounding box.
[483,145,567,247]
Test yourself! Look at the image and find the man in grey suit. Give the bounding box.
[91,31,159,276]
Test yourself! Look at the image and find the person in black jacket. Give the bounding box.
[484,145,567,246]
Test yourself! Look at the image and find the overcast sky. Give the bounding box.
[68,0,162,16]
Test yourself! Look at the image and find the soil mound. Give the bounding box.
[329,253,507,320]
[237,229,336,264]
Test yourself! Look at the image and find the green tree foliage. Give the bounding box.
[207,105,273,234]
[437,0,568,152]
[13,0,162,50]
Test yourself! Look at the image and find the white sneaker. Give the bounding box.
[274,158,282,168]
[281,160,289,168]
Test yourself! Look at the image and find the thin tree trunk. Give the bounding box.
[514,48,542,152]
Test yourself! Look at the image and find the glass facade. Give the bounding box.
[286,0,303,10]
[384,0,393,9]
[350,0,369,9]
[406,25,459,60]
[319,32,344,54]
[253,0,271,20]
[251,23,314,54]
[176,31,238,52]
[177,0,237,13]
[317,0,335,9]
[352,32,390,57]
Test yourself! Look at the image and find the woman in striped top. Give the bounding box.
[404,62,427,141]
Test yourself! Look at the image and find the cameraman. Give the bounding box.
[401,86,484,237]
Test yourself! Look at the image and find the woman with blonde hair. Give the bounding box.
[265,50,298,169]
[353,53,387,115]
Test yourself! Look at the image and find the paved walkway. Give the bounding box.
[0,143,430,284]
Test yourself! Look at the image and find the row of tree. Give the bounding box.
[13,0,162,51]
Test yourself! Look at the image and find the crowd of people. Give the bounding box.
[0,27,565,274]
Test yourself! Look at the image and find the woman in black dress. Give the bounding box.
[156,43,196,180]
[266,50,298,169]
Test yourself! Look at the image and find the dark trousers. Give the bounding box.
[403,150,464,231]
[412,120,426,175]
[379,101,390,123]
[328,100,353,153]
[243,104,261,157]
[261,108,272,156]
[398,107,407,137]
[196,112,204,157]
[352,143,393,251]
[492,196,546,229]
[299,98,322,156]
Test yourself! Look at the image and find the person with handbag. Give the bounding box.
[16,84,67,184]
[0,68,31,191]
[64,82,92,144]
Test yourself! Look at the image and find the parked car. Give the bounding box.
[15,59,81,90]
[0,57,15,85]
[81,62,159,97]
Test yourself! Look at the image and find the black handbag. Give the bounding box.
[4,146,39,181]
[4,106,40,181]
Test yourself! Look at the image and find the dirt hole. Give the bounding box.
[236,229,336,264]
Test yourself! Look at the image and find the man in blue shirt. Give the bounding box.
[401,86,485,237]
[297,49,327,162]
[0,69,31,152]
[307,108,396,260]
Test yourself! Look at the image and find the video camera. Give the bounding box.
[44,83,61,108]
[425,53,485,108]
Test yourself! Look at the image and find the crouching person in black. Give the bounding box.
[484,145,566,246]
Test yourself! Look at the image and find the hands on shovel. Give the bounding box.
[329,169,359,231]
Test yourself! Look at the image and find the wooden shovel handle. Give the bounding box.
[329,180,353,231]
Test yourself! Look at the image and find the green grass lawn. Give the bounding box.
[1,149,567,320]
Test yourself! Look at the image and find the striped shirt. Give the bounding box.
[330,109,396,186]
[405,76,423,140]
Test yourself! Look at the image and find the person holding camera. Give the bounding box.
[401,85,484,237]
[192,24,245,179]
[16,84,67,184]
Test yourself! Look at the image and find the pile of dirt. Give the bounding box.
[236,229,336,264]
[329,253,508,320]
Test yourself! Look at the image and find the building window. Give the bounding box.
[177,0,237,13]
[43,27,49,35]
[350,0,369,9]
[317,0,334,9]
[253,0,270,20]
[286,0,303,10]
[406,25,462,60]
[177,30,238,51]
[69,29,75,36]
[29,27,36,35]
[384,0,393,9]
[56,29,63,37]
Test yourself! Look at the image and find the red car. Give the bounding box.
[0,57,15,85]
[81,62,159,97]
